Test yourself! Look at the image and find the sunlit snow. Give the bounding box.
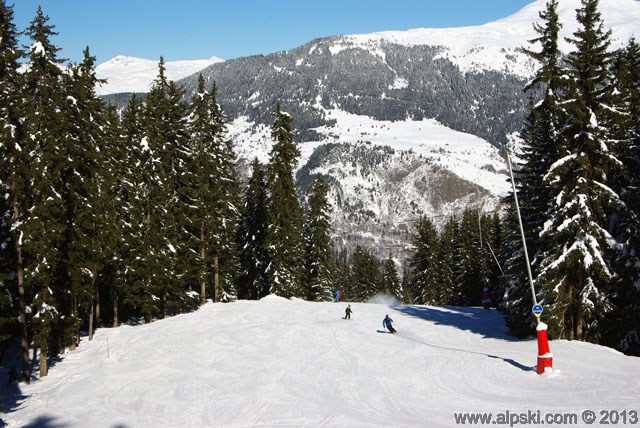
[3,298,639,427]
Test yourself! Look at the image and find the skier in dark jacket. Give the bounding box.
[383,314,396,333]
[344,304,352,319]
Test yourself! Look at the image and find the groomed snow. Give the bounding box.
[3,298,639,427]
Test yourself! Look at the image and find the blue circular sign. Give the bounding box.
[532,304,543,316]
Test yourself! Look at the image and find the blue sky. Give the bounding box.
[12,0,533,64]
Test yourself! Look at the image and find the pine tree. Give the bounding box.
[381,254,402,300]
[329,258,350,302]
[607,40,640,354]
[408,216,441,304]
[22,6,69,377]
[95,104,127,330]
[501,201,537,337]
[58,47,109,347]
[504,0,567,337]
[438,216,459,305]
[188,75,240,304]
[520,0,566,223]
[303,175,333,302]
[129,58,193,320]
[237,159,270,300]
[264,104,304,298]
[536,0,623,342]
[0,0,29,381]
[478,212,503,307]
[454,209,483,306]
[118,94,147,324]
[348,245,381,302]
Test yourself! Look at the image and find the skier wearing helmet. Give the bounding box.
[382,314,396,333]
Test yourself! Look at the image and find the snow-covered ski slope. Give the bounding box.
[3,297,639,427]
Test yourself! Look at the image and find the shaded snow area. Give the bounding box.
[3,298,639,427]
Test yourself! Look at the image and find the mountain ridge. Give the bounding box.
[98,0,640,264]
[96,0,640,95]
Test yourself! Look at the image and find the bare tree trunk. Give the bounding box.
[14,196,30,382]
[16,244,29,382]
[113,293,119,327]
[95,284,101,326]
[88,291,95,341]
[200,224,206,304]
[161,294,166,319]
[69,296,78,351]
[214,256,220,303]
[39,348,48,378]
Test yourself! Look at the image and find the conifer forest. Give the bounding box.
[1,0,639,384]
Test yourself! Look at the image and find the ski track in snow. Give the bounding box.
[2,298,640,427]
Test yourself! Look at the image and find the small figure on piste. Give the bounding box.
[382,314,396,333]
[344,304,352,320]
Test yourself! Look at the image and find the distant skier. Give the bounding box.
[344,304,352,320]
[382,314,396,333]
[334,290,342,302]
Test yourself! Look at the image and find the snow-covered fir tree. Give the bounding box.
[188,74,240,303]
[348,245,381,302]
[381,254,402,300]
[407,216,441,304]
[303,175,333,302]
[264,104,304,298]
[453,209,486,306]
[0,0,29,381]
[502,0,567,338]
[237,159,271,300]
[535,0,625,342]
[130,58,197,320]
[92,104,127,332]
[606,40,640,353]
[22,6,69,377]
[60,47,111,345]
[437,216,459,305]
[117,94,147,325]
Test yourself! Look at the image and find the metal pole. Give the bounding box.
[505,150,538,309]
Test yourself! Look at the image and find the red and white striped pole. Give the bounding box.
[536,322,553,374]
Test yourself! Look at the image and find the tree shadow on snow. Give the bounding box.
[12,415,67,428]
[0,376,30,426]
[392,305,535,373]
[0,339,65,420]
[394,305,514,340]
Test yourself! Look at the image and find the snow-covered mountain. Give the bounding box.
[339,0,640,78]
[4,297,640,427]
[96,0,640,92]
[95,55,224,96]
[98,0,640,263]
